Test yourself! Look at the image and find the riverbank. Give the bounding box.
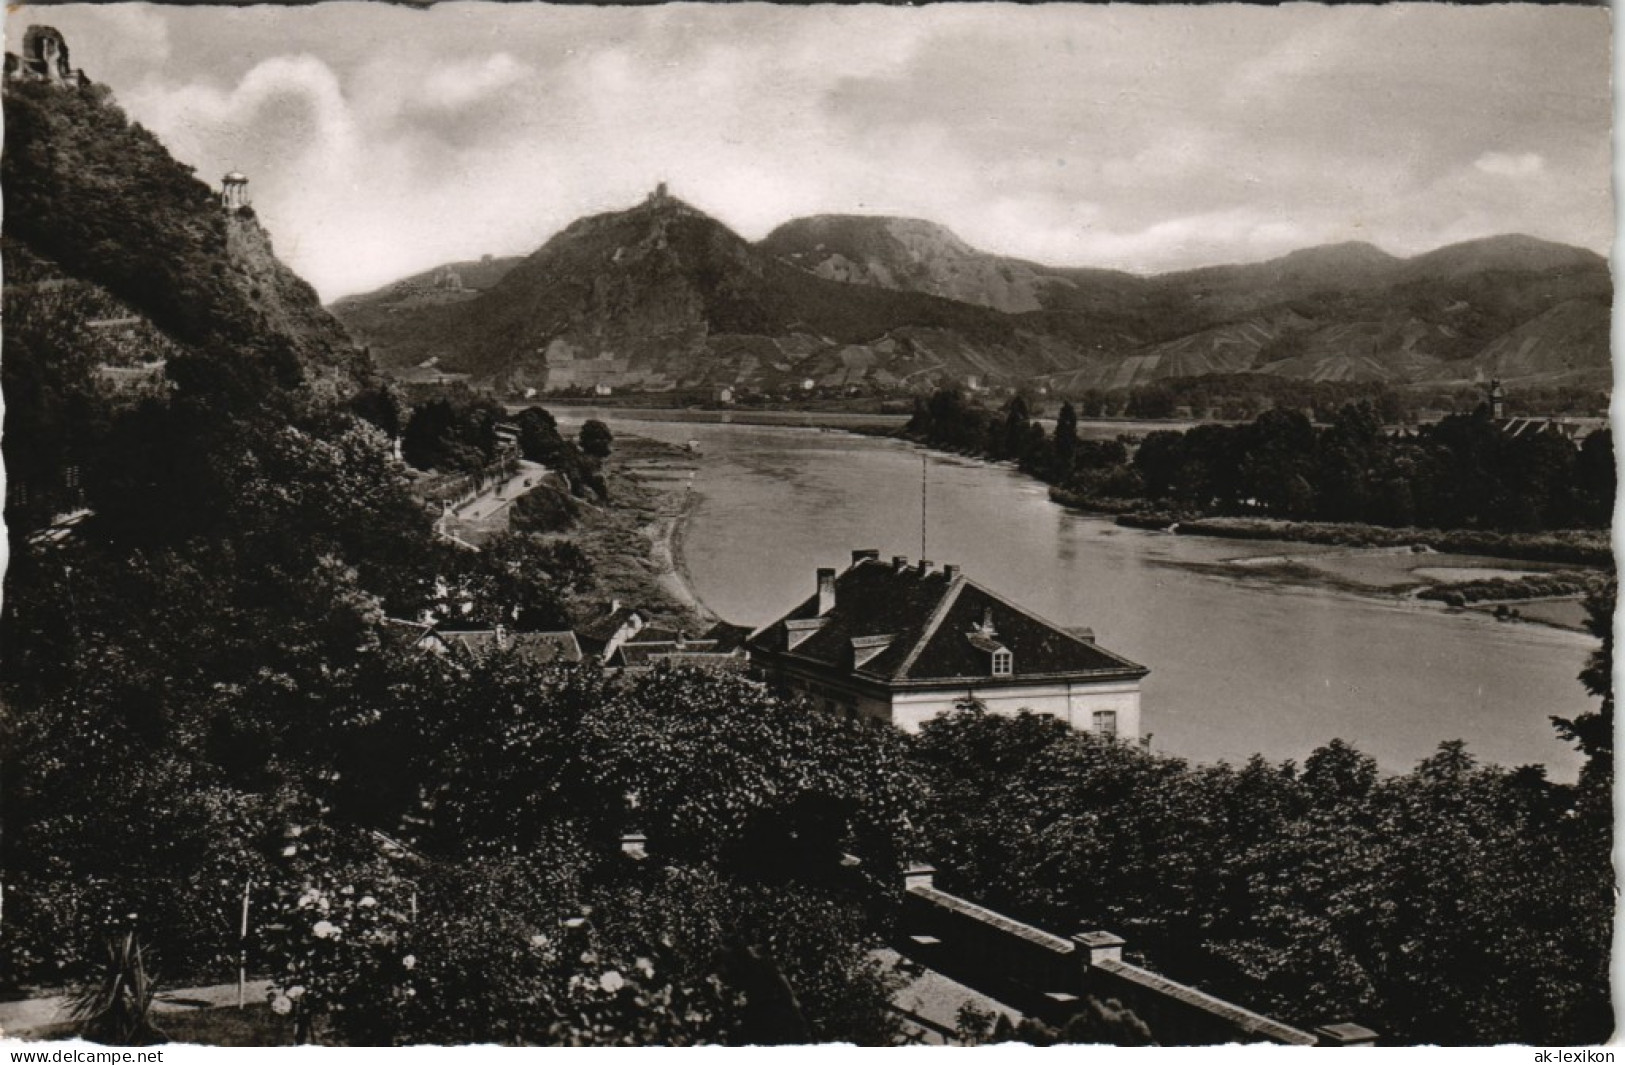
[1073,508,1609,633]
[511,402,910,432]
[1092,509,1613,568]
[884,435,1609,632]
[563,435,716,631]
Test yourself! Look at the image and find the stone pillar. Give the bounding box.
[1313,1023,1379,1047]
[902,863,936,891]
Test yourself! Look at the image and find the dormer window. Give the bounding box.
[851,633,896,669]
[967,610,1011,676]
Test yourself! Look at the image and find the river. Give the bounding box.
[559,409,1596,779]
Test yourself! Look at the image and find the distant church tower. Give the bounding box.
[220,171,250,212]
[1487,378,1506,420]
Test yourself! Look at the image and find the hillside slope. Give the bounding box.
[336,190,1096,394]
[2,76,369,396]
[3,64,381,530]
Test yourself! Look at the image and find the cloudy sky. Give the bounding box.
[11,3,1612,301]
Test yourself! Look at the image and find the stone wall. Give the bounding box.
[897,865,1374,1046]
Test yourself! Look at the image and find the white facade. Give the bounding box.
[889,678,1142,737]
[765,657,1142,740]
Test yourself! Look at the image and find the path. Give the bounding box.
[453,459,549,521]
[0,980,271,1040]
[434,460,551,550]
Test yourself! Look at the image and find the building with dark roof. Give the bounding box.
[386,617,584,666]
[607,636,747,673]
[746,550,1148,736]
[575,601,650,660]
[1484,378,1593,446]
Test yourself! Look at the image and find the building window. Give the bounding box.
[991,650,1012,676]
[1093,710,1118,736]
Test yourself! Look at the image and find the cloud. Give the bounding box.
[1474,152,1547,179]
[418,53,530,112]
[42,3,1611,299]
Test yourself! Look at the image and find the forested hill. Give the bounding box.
[338,198,1610,396]
[2,75,370,396]
[334,191,1093,393]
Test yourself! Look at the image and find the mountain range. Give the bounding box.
[332,188,1611,397]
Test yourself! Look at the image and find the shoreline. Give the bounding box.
[890,433,1607,635]
[1143,551,1596,637]
[649,473,717,625]
[595,434,720,628]
[663,478,716,624]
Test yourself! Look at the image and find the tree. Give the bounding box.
[1553,577,1614,791]
[1000,396,1031,463]
[1576,428,1614,527]
[908,705,1612,1046]
[579,419,614,459]
[1133,431,1187,501]
[512,406,563,462]
[401,396,504,473]
[1052,402,1078,482]
[260,849,903,1046]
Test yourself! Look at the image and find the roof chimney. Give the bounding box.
[817,567,837,615]
[892,555,909,572]
[943,564,960,582]
[851,548,880,567]
[919,559,934,577]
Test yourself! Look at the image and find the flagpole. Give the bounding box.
[920,452,927,559]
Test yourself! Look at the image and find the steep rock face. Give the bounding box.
[1,75,367,397]
[221,214,369,396]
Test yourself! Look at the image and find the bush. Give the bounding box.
[510,484,579,534]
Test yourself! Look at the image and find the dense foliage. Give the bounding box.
[909,388,1614,533]
[912,711,1613,1046]
[579,418,615,459]
[1076,375,1609,424]
[2,79,361,388]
